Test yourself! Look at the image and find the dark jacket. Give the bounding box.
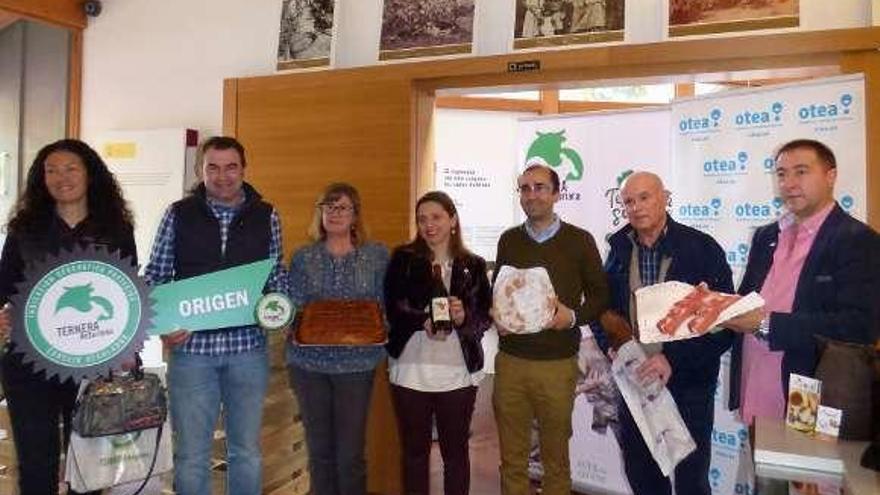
[729,204,880,409]
[171,182,272,280]
[384,246,492,373]
[597,217,734,392]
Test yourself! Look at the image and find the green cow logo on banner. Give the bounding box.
[525,130,584,181]
[56,284,115,321]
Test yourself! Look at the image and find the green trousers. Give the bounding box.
[493,351,579,495]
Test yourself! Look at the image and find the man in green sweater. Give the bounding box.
[493,164,610,495]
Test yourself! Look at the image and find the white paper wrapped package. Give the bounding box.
[636,281,764,344]
[492,265,556,334]
[612,341,696,476]
[65,422,172,493]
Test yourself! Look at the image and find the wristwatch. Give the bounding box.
[754,315,770,341]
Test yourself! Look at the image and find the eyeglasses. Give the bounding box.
[516,183,552,195]
[318,203,354,214]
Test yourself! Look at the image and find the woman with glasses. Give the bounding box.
[384,191,492,495]
[286,182,389,495]
[0,139,136,495]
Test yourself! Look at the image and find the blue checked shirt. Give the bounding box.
[144,196,287,355]
[629,227,668,286]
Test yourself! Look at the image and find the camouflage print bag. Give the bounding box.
[73,371,167,438]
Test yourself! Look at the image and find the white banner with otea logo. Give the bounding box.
[671,74,866,495]
[671,73,866,283]
[515,107,672,495]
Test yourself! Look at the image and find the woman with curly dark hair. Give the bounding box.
[0,139,136,495]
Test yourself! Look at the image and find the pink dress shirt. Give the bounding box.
[739,203,835,425]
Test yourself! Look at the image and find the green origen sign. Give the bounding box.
[148,259,274,335]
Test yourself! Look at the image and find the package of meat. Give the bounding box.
[492,265,556,334]
[635,281,764,344]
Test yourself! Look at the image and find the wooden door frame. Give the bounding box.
[0,0,85,137]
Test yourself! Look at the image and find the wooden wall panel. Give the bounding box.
[227,28,880,494]
[234,71,413,252]
[66,29,82,138]
[0,0,85,29]
[233,71,415,495]
[231,70,413,494]
[841,50,880,227]
[1,1,84,137]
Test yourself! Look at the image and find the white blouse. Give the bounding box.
[388,259,483,391]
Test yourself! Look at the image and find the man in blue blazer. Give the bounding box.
[724,139,880,425]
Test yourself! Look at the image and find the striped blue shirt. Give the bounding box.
[144,195,287,355]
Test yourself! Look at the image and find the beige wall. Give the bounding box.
[79,0,874,143]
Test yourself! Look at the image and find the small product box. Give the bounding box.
[786,374,822,433]
[814,406,843,438]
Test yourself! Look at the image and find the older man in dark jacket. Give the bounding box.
[595,171,733,495]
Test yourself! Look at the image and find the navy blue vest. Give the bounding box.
[171,183,272,281]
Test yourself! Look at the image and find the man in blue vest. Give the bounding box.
[145,136,286,495]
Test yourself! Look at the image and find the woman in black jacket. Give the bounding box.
[0,139,136,495]
[384,191,492,495]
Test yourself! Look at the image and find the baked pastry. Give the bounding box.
[492,266,556,334]
[296,300,385,345]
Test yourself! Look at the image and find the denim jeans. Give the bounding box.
[287,365,375,495]
[169,349,269,495]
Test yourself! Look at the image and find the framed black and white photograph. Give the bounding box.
[669,0,799,37]
[514,0,625,49]
[379,0,475,61]
[277,0,335,69]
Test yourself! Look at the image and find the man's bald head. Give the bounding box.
[621,171,665,197]
[620,171,669,246]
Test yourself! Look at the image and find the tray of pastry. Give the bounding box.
[292,299,387,346]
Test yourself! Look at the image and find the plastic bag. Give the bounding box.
[612,341,696,475]
[65,422,172,493]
